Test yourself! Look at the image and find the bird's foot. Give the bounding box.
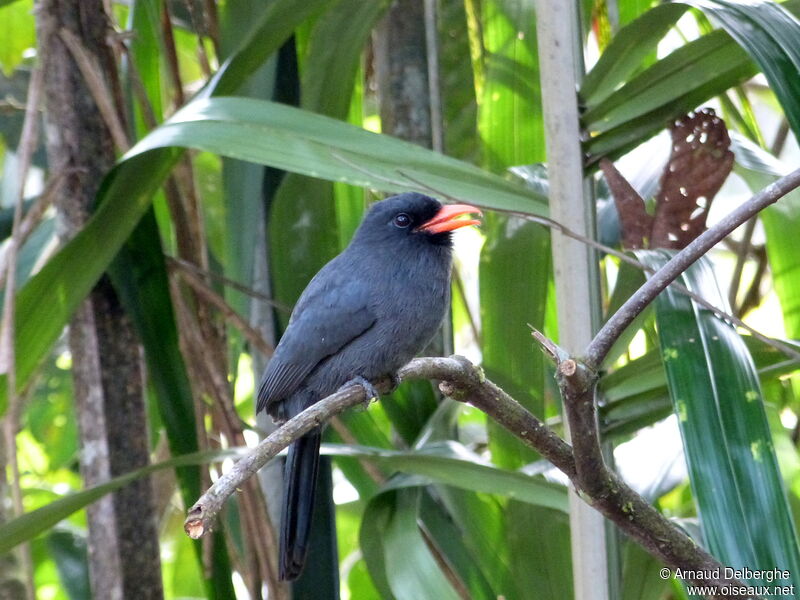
[384,373,400,394]
[343,376,380,409]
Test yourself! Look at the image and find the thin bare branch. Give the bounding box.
[1,63,44,600]
[160,0,185,107]
[167,256,291,313]
[0,171,65,291]
[173,261,275,357]
[59,28,130,151]
[423,0,443,153]
[728,216,757,312]
[181,0,213,78]
[185,356,572,538]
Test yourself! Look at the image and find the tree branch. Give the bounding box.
[185,355,745,597]
[183,166,800,600]
[185,356,574,538]
[585,166,800,371]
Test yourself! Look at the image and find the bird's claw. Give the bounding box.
[344,376,380,409]
[385,373,400,394]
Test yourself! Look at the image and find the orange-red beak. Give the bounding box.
[416,203,482,234]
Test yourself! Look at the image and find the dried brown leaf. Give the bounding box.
[651,108,734,249]
[600,158,652,250]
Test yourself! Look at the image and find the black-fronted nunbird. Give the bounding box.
[256,192,481,580]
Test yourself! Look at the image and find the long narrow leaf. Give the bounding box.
[0,448,242,555]
[3,95,547,408]
[581,4,689,106]
[681,0,800,136]
[639,251,800,594]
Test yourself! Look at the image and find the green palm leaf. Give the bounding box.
[639,251,800,595]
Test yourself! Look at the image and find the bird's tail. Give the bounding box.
[279,428,321,580]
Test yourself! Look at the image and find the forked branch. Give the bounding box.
[186,167,800,600]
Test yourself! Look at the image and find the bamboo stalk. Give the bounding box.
[534,2,610,599]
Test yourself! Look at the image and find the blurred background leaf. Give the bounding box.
[3,0,800,598]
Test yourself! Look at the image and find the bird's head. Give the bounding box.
[352,193,482,249]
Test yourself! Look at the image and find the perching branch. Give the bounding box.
[184,166,800,600]
[185,356,574,538]
[184,380,378,539]
[185,355,743,597]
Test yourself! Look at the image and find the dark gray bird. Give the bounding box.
[256,192,480,580]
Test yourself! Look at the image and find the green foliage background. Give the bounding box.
[1,0,800,598]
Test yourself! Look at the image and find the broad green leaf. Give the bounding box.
[639,251,800,595]
[436,487,513,596]
[300,0,388,117]
[137,98,548,214]
[763,197,800,339]
[477,5,557,596]
[582,30,754,134]
[479,1,543,170]
[601,335,800,439]
[618,0,659,26]
[128,0,164,127]
[510,504,572,599]
[583,0,800,164]
[201,0,331,97]
[359,490,397,599]
[216,0,279,379]
[439,0,480,162]
[3,146,180,412]
[682,0,800,342]
[46,528,90,600]
[324,441,568,512]
[363,487,463,600]
[736,163,800,339]
[3,95,546,409]
[480,218,550,468]
[1,0,341,406]
[621,539,671,600]
[418,491,497,600]
[353,439,569,600]
[0,437,567,592]
[583,31,756,162]
[729,138,800,341]
[332,66,367,250]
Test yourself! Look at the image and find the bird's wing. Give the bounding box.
[256,273,375,414]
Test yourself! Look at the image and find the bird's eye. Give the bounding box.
[393,213,412,228]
